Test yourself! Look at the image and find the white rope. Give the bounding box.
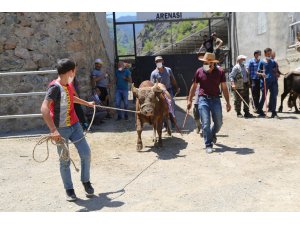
[95,104,140,114]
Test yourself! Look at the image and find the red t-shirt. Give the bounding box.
[193,67,226,97]
[45,80,79,128]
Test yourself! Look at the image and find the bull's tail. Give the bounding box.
[284,73,289,92]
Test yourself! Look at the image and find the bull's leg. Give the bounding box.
[136,118,143,151]
[278,91,289,113]
[157,119,163,148]
[293,96,300,113]
[152,123,157,143]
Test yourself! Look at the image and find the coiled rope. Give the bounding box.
[32,104,141,171]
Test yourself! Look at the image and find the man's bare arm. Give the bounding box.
[187,82,198,110]
[221,82,231,112]
[74,96,95,107]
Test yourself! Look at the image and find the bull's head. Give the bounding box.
[132,82,162,116]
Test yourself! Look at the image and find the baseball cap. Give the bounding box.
[155,56,163,62]
[95,58,103,64]
[237,55,247,61]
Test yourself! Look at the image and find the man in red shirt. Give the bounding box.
[187,53,231,154]
[41,58,95,201]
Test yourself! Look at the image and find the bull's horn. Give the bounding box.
[131,83,138,93]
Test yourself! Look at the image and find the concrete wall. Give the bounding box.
[0,12,114,133]
[233,12,300,73]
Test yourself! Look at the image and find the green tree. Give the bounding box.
[143,40,154,53]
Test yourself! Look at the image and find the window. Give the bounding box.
[257,12,267,35]
[289,21,300,48]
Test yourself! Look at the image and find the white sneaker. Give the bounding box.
[206,147,214,154]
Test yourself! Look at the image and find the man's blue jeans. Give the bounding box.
[198,96,223,148]
[115,89,129,119]
[57,122,91,190]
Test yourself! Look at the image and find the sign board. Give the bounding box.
[137,12,202,21]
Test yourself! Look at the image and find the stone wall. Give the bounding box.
[0,12,114,133]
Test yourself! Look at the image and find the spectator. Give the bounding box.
[211,32,223,60]
[113,61,132,120]
[257,48,279,118]
[229,55,254,118]
[91,58,112,119]
[268,51,283,111]
[246,50,261,112]
[86,87,107,125]
[199,34,214,53]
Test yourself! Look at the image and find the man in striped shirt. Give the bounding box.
[41,58,95,202]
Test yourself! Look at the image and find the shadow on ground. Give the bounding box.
[142,136,188,160]
[74,190,125,212]
[214,143,255,155]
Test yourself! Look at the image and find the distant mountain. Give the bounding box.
[136,20,209,55]
[116,16,144,34]
[106,15,144,55]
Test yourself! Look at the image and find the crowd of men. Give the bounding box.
[39,29,288,201]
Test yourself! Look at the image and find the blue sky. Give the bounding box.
[107,12,137,19]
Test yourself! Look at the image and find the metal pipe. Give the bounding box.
[0,70,56,76]
[114,16,229,25]
[289,20,300,26]
[0,92,46,98]
[0,114,42,120]
[113,12,118,64]
[208,19,211,36]
[133,23,137,58]
[118,54,136,58]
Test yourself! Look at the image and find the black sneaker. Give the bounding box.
[271,113,280,119]
[244,112,254,118]
[258,112,267,118]
[82,181,94,197]
[66,189,77,202]
[212,134,217,144]
[237,112,243,118]
[124,115,129,121]
[105,113,112,119]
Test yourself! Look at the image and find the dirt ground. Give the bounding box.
[0,76,300,212]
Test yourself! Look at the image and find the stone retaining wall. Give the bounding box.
[0,12,114,133]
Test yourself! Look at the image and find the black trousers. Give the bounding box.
[251,79,260,111]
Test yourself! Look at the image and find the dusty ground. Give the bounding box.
[0,77,300,212]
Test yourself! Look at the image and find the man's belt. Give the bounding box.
[200,94,220,99]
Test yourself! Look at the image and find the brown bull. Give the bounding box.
[132,81,172,151]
